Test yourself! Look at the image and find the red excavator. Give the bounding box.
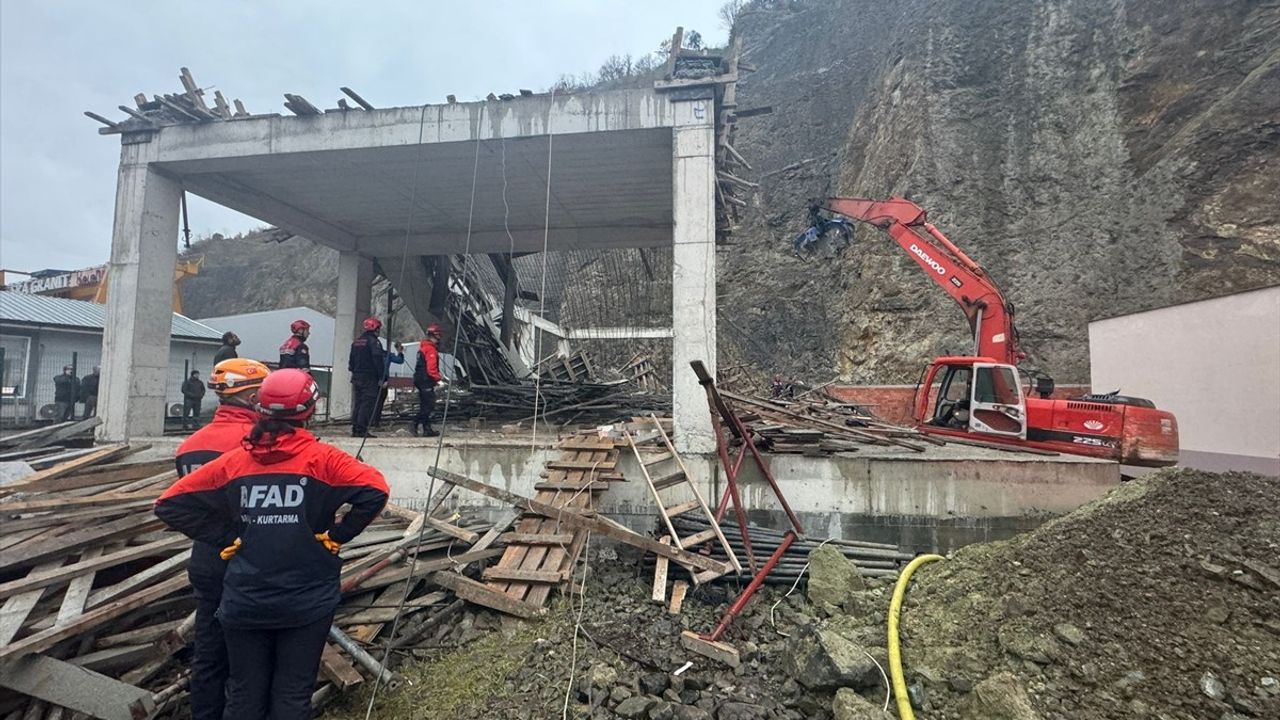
[805,197,1179,467]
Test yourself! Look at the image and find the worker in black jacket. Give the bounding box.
[155,369,389,720]
[348,317,386,438]
[181,370,207,430]
[79,366,100,418]
[53,365,79,421]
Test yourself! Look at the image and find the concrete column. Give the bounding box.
[670,101,717,454]
[98,139,182,442]
[330,250,373,420]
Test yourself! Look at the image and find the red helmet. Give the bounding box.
[290,319,311,334]
[426,323,443,336]
[362,317,382,332]
[255,369,319,420]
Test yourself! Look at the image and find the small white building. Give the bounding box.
[0,291,223,426]
[1089,285,1280,476]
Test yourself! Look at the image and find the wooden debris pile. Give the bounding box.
[717,389,936,455]
[0,432,522,718]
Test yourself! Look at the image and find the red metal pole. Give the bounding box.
[704,531,796,642]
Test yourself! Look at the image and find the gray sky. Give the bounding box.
[0,1,724,274]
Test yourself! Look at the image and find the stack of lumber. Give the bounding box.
[0,437,515,719]
[719,390,935,455]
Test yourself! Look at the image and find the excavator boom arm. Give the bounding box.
[819,197,1022,364]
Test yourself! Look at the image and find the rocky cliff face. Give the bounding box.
[724,0,1279,383]
[180,0,1280,385]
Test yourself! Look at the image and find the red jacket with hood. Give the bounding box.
[173,404,259,600]
[156,428,389,629]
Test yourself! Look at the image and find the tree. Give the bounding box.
[719,0,748,30]
[597,54,634,83]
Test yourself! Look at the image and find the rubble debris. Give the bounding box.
[0,431,516,717]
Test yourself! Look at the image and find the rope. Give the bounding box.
[354,103,431,463]
[361,104,486,720]
[529,89,555,453]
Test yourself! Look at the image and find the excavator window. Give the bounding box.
[974,365,1020,405]
[930,366,972,428]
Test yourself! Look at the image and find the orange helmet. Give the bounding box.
[208,358,270,398]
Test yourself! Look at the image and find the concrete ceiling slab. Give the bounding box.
[159,121,676,255]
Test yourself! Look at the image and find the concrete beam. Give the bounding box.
[98,144,181,442]
[356,225,671,256]
[147,90,679,163]
[330,251,373,420]
[376,254,442,334]
[182,175,357,251]
[566,327,674,340]
[670,115,717,454]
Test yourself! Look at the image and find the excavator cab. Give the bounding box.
[919,358,1027,440]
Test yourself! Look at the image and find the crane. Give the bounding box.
[806,197,1179,467]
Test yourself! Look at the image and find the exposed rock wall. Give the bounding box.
[725,0,1279,383]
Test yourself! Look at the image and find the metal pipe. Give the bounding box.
[328,625,400,688]
[706,531,796,642]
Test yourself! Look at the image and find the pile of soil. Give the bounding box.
[329,469,1279,719]
[888,469,1280,719]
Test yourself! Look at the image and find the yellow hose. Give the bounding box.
[888,554,944,719]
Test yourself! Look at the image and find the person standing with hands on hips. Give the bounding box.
[155,369,389,720]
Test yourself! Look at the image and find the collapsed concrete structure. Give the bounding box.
[97,88,718,452]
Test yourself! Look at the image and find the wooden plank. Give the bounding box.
[664,499,703,518]
[0,489,162,514]
[0,422,73,449]
[499,533,575,546]
[652,536,670,603]
[319,645,365,690]
[428,571,546,619]
[668,580,689,615]
[534,481,609,492]
[0,560,64,645]
[0,461,163,495]
[543,460,617,471]
[421,516,479,544]
[0,445,130,493]
[55,546,107,627]
[0,574,188,661]
[82,551,187,610]
[555,439,623,451]
[0,654,154,720]
[0,514,163,572]
[481,568,564,584]
[428,467,732,577]
[680,630,740,667]
[14,418,100,450]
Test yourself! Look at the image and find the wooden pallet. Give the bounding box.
[478,433,618,609]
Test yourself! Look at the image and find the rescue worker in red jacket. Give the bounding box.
[155,369,389,720]
[278,319,311,371]
[412,323,448,437]
[173,358,270,720]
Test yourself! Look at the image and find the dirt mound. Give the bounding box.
[893,469,1280,719]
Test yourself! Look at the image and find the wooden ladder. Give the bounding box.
[626,414,741,583]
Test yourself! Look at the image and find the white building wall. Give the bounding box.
[0,327,218,424]
[1088,286,1280,475]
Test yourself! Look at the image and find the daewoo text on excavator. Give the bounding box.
[803,197,1179,467]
